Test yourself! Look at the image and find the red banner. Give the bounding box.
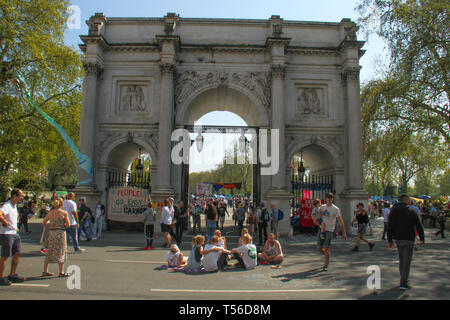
[300,199,315,227]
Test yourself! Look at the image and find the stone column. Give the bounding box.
[264,34,292,238]
[78,62,102,185]
[270,64,287,190]
[342,67,364,190]
[151,34,179,202]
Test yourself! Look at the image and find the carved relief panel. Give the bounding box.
[294,83,329,120]
[110,77,155,122]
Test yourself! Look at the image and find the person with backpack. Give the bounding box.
[435,209,446,238]
[257,203,269,245]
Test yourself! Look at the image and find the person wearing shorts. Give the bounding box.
[312,193,347,271]
[0,188,26,286]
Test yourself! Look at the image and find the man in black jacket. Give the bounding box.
[388,194,425,290]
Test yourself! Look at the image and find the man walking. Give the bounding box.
[312,193,347,271]
[382,202,390,240]
[191,201,203,234]
[63,193,86,253]
[94,199,105,240]
[388,194,425,290]
[0,188,25,285]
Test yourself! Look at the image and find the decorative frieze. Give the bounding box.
[297,88,321,115]
[175,70,271,109]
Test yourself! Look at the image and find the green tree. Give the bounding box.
[0,0,83,198]
[356,0,449,142]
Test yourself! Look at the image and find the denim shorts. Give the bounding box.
[317,231,333,248]
[0,234,22,257]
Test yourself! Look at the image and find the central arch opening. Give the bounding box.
[177,86,266,218]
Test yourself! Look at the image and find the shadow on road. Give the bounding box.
[358,286,408,300]
[272,267,325,282]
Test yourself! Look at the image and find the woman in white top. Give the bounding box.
[166,244,187,268]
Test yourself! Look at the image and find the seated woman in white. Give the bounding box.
[166,244,187,268]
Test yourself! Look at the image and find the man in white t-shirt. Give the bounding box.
[231,234,257,270]
[0,188,25,286]
[312,193,347,271]
[203,236,231,272]
[62,193,85,253]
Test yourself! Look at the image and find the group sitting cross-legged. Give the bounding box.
[164,229,280,272]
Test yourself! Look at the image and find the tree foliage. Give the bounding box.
[357,0,449,141]
[0,0,83,198]
[357,0,449,197]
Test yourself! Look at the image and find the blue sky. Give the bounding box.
[64,0,388,172]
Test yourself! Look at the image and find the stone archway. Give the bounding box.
[175,70,271,127]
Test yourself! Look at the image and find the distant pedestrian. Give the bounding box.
[351,203,375,252]
[191,201,203,234]
[41,198,70,277]
[217,202,229,231]
[0,189,25,286]
[435,209,446,238]
[382,202,390,240]
[270,204,279,239]
[175,201,188,245]
[18,202,32,235]
[257,203,269,245]
[388,194,425,290]
[313,193,347,271]
[77,198,93,241]
[94,199,105,240]
[429,204,438,228]
[236,204,246,235]
[205,201,218,241]
[143,202,156,250]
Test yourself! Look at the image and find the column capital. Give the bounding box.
[341,65,361,83]
[271,64,287,79]
[159,63,176,76]
[83,62,103,77]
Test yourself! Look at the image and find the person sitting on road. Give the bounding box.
[165,244,187,268]
[230,234,257,270]
[203,236,231,272]
[186,235,217,272]
[258,233,283,265]
[238,228,250,246]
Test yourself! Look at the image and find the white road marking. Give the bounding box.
[150,288,347,293]
[11,283,50,287]
[105,260,166,264]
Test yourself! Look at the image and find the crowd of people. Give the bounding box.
[0,187,448,290]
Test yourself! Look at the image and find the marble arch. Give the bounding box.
[76,13,368,235]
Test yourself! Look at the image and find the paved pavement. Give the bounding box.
[1,217,449,300]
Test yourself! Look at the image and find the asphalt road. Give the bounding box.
[1,217,449,300]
